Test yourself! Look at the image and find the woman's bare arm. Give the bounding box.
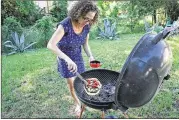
[47,25,77,73]
[83,33,95,61]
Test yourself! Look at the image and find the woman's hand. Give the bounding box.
[89,56,95,62]
[66,58,77,73]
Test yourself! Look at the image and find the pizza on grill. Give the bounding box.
[84,78,102,96]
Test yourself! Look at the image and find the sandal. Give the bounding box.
[75,105,82,118]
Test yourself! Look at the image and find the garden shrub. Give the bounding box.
[154,24,164,33]
[32,15,56,48]
[89,24,98,40]
[50,1,67,22]
[2,16,23,35]
[2,16,23,53]
[169,18,179,36]
[1,0,44,27]
[23,28,42,49]
[133,23,145,33]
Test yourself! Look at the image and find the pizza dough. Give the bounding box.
[84,78,102,96]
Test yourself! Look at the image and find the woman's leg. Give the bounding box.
[66,77,81,113]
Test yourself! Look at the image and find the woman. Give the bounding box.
[47,0,99,117]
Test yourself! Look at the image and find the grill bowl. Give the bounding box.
[74,69,120,109]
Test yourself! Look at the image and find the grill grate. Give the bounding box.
[74,69,120,103]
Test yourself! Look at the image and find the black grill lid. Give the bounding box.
[114,28,173,108]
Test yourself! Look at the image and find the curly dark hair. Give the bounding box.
[68,0,99,25]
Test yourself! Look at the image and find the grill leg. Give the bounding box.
[78,104,85,118]
[123,112,129,118]
[101,109,105,118]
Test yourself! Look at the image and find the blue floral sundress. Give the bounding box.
[56,17,90,78]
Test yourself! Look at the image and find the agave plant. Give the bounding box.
[3,32,37,55]
[97,18,120,40]
[144,19,165,33]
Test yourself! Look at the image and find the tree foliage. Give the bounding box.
[32,15,55,47]
[97,1,120,18]
[118,0,179,32]
[49,0,67,22]
[1,16,24,53]
[121,0,165,23]
[122,0,179,23]
[165,0,179,22]
[1,0,44,27]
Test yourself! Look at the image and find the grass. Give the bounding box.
[1,33,179,118]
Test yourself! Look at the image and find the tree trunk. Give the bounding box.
[47,1,49,13]
[153,10,156,24]
[131,0,134,32]
[130,18,133,32]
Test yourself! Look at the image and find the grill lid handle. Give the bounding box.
[152,26,173,44]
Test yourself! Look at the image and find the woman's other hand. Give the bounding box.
[89,56,95,62]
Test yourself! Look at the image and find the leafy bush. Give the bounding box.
[1,0,44,27]
[1,0,16,25]
[50,1,67,22]
[3,32,37,55]
[154,24,164,33]
[169,18,179,36]
[97,1,119,18]
[144,19,153,32]
[88,24,98,40]
[144,19,164,33]
[2,16,23,53]
[23,28,42,49]
[132,23,146,33]
[32,15,55,47]
[97,18,120,40]
[2,16,23,35]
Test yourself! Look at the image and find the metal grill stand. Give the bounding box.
[78,103,129,118]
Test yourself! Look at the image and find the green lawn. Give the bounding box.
[1,33,179,118]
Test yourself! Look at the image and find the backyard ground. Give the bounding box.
[1,33,179,118]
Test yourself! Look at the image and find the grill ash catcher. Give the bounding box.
[74,28,173,118]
